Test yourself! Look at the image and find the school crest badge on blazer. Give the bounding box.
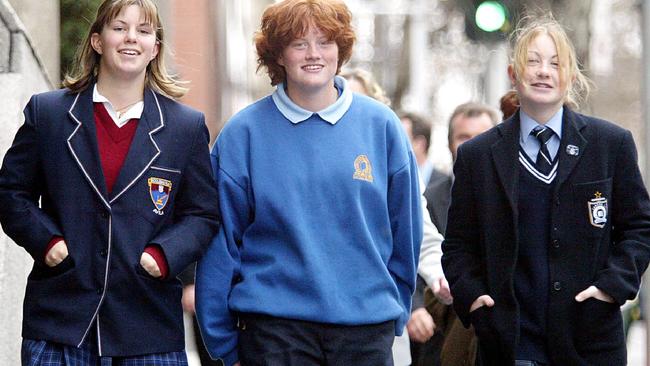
[148,177,172,215]
[588,191,608,228]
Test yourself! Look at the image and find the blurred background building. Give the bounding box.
[0,0,647,364]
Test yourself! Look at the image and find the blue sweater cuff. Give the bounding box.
[220,348,239,366]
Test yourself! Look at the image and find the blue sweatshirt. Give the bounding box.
[196,76,422,366]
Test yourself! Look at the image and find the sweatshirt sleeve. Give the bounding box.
[195,144,248,366]
[386,149,423,335]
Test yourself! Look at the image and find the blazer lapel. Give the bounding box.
[109,89,164,204]
[491,114,521,213]
[67,86,110,209]
[553,108,587,194]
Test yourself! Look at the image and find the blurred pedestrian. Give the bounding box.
[195,1,422,366]
[442,14,650,365]
[0,0,219,365]
[422,102,498,366]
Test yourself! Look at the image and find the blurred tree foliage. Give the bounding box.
[60,0,101,81]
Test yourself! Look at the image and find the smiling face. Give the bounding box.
[277,25,339,97]
[509,32,566,117]
[91,5,159,82]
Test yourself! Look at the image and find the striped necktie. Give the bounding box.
[531,125,555,174]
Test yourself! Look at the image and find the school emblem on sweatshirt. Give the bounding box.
[353,155,374,182]
[148,177,172,215]
[588,191,607,228]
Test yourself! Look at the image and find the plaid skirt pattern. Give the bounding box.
[22,339,188,366]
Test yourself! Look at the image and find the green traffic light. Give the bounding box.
[475,1,507,32]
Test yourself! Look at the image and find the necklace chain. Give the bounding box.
[114,100,141,118]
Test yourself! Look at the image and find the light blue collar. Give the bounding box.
[271,75,353,124]
[519,107,564,143]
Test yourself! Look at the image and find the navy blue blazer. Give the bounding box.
[0,86,219,356]
[442,108,650,365]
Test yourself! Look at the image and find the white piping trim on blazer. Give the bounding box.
[67,93,111,211]
[77,215,112,352]
[109,90,165,204]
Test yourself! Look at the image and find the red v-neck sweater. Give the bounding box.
[44,103,168,279]
[93,102,138,194]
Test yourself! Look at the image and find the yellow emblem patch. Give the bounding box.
[353,155,374,182]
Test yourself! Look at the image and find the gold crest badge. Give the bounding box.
[353,155,373,182]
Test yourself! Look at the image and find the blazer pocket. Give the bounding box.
[150,165,182,174]
[469,306,495,339]
[572,178,612,237]
[574,298,624,353]
[29,255,75,281]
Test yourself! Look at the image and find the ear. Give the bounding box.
[151,41,160,61]
[91,33,103,55]
[277,55,284,67]
[507,64,517,87]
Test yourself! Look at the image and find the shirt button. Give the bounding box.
[553,281,562,291]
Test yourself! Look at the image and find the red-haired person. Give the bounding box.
[442,14,650,365]
[195,1,422,366]
[0,0,219,364]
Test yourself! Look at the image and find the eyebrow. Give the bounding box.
[111,19,153,27]
[527,51,558,59]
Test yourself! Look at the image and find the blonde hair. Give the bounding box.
[509,14,590,109]
[340,68,391,106]
[63,0,187,99]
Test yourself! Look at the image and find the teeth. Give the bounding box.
[303,65,322,71]
[120,50,138,56]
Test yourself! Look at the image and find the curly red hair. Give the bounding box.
[254,0,356,86]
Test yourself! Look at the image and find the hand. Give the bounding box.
[469,294,495,313]
[233,363,240,366]
[45,240,69,267]
[182,284,196,313]
[432,276,453,305]
[140,252,162,278]
[575,285,614,303]
[406,307,436,343]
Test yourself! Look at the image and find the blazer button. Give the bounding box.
[96,287,103,295]
[99,249,107,257]
[100,212,108,219]
[552,239,560,248]
[553,281,562,291]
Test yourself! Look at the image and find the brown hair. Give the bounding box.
[398,111,432,149]
[63,0,187,99]
[499,90,519,120]
[254,0,356,86]
[447,102,499,148]
[509,14,590,109]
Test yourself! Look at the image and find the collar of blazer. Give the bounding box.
[67,86,165,209]
[491,107,588,213]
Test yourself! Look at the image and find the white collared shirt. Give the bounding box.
[93,85,144,128]
[271,75,353,125]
